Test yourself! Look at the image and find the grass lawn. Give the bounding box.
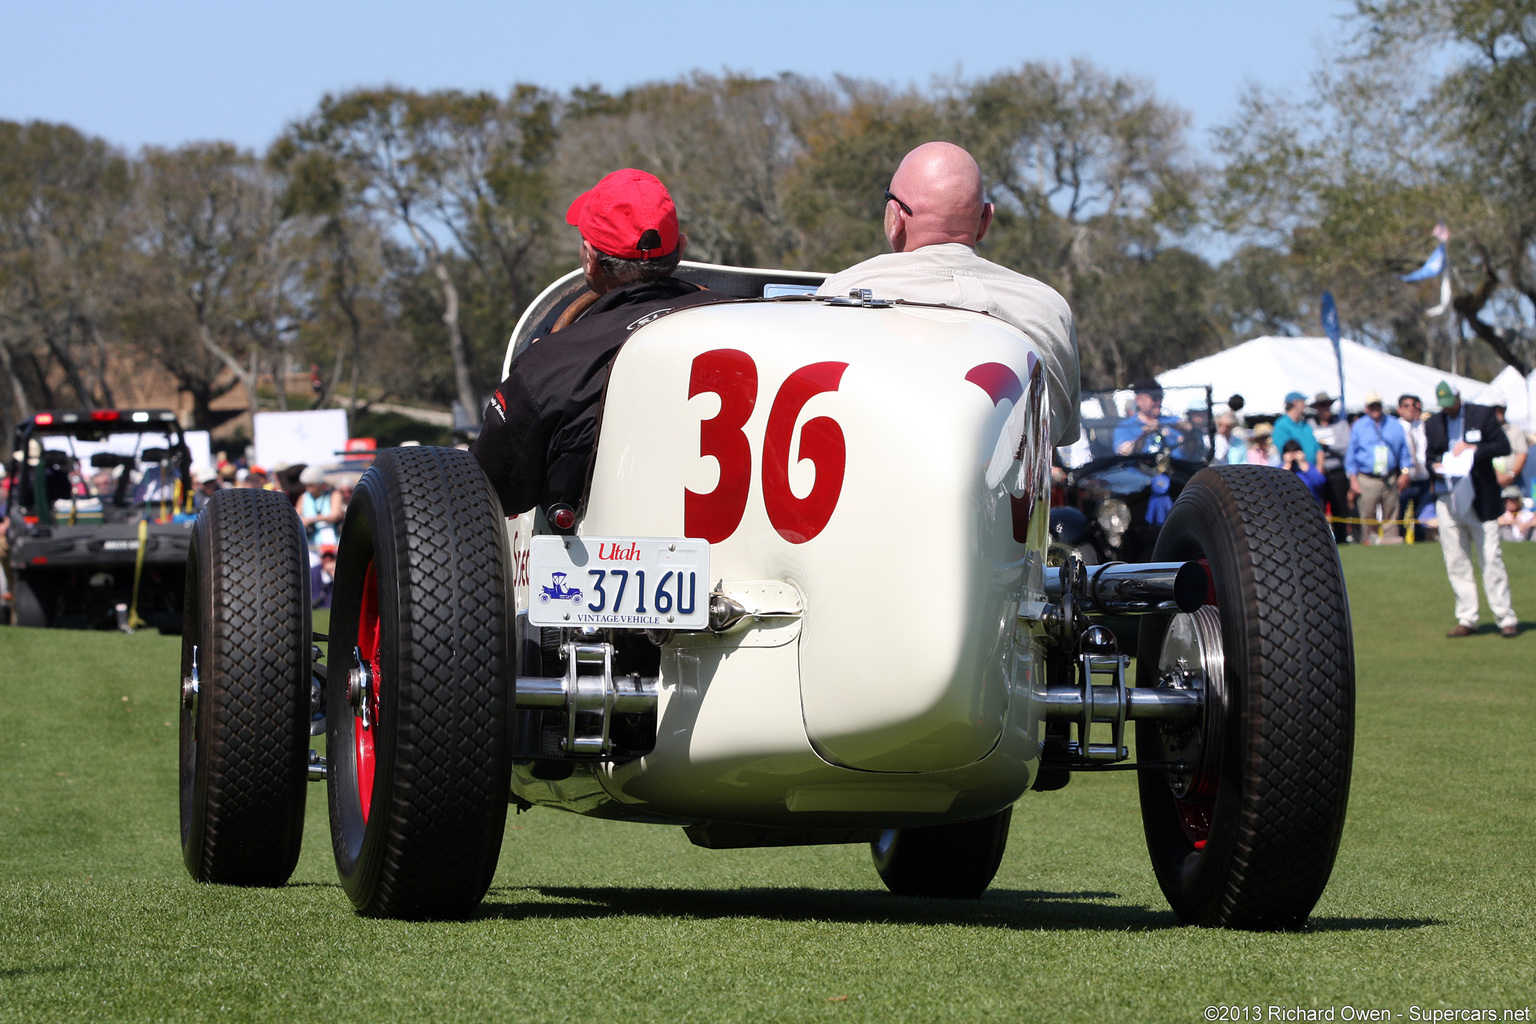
[1,543,1533,1022]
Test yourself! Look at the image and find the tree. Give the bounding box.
[1212,0,1536,376]
[126,143,292,428]
[276,87,557,423]
[958,62,1213,384]
[0,121,133,422]
[779,77,946,271]
[553,73,814,271]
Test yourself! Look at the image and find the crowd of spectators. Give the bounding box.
[1172,386,1534,545]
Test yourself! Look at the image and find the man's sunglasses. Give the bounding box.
[883,189,912,215]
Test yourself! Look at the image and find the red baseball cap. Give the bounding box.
[565,169,679,260]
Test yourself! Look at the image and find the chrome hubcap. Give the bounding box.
[181,645,200,709]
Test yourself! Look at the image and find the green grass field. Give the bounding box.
[2,544,1533,1022]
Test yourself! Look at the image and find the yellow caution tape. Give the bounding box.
[1325,503,1423,544]
[127,518,149,630]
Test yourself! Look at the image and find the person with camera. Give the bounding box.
[1282,439,1327,508]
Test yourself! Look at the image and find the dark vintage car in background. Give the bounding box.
[1050,384,1216,566]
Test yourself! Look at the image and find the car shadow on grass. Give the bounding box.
[477,886,1442,933]
[479,885,1171,931]
[1303,916,1442,932]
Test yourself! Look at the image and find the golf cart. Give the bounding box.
[7,409,193,631]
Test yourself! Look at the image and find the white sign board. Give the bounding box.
[253,409,350,470]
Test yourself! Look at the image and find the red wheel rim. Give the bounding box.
[1176,786,1215,848]
[355,560,381,824]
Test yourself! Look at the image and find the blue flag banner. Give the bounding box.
[1320,291,1340,344]
[1321,291,1344,410]
[1401,243,1446,283]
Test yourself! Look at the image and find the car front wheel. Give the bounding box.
[1136,465,1354,929]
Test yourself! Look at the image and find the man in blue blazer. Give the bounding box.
[1424,381,1517,637]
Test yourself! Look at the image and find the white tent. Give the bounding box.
[1470,364,1535,427]
[1157,336,1487,417]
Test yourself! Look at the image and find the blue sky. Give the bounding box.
[1,0,1349,155]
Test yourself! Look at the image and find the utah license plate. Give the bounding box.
[526,536,710,630]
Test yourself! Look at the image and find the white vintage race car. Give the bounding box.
[177,262,1354,928]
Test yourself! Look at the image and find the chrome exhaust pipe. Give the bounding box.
[1043,560,1206,615]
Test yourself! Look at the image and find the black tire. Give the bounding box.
[870,807,1012,899]
[11,577,47,627]
[326,446,514,919]
[180,488,312,885]
[1136,465,1354,929]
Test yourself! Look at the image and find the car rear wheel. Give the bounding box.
[1136,465,1354,929]
[870,807,1012,899]
[179,488,312,885]
[326,446,515,919]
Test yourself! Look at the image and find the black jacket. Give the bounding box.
[471,277,721,517]
[1424,402,1511,521]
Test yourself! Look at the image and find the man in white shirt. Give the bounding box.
[1397,394,1432,543]
[816,142,1081,446]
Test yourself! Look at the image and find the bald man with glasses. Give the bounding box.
[816,142,1081,446]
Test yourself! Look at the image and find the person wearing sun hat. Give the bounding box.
[1425,380,1518,637]
[471,169,724,517]
[1310,390,1352,543]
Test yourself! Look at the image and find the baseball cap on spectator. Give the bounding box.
[1362,391,1384,407]
[1284,390,1306,406]
[1435,381,1459,407]
[566,169,679,259]
[195,468,218,484]
[300,465,326,486]
[319,543,338,556]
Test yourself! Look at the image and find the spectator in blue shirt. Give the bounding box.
[1114,380,1183,455]
[1346,390,1414,542]
[1271,391,1319,465]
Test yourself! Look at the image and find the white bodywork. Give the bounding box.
[503,277,1054,832]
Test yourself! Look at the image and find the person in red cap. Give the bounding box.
[471,169,722,517]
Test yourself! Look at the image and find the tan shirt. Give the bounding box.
[817,243,1081,445]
